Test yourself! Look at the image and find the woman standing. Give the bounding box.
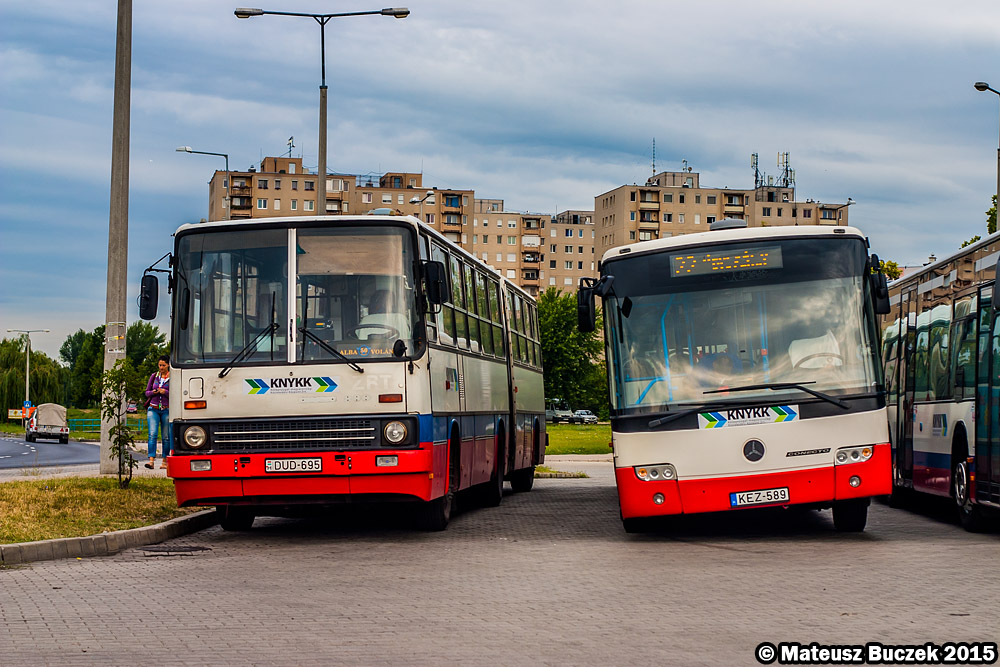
[144,355,171,470]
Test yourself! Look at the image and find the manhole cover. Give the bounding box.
[139,545,211,556]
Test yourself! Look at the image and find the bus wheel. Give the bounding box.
[832,498,868,532]
[953,459,986,532]
[478,441,505,508]
[509,466,535,492]
[887,482,909,508]
[622,517,651,534]
[218,506,255,532]
[419,491,453,531]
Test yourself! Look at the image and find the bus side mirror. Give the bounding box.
[870,254,890,315]
[139,274,158,320]
[577,279,596,332]
[422,260,450,305]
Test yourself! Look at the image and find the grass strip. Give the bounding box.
[0,477,196,544]
[544,422,613,455]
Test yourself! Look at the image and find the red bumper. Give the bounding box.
[167,443,447,507]
[616,442,892,519]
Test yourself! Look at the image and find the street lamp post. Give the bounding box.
[235,7,409,217]
[177,146,230,220]
[974,82,1000,226]
[409,190,435,222]
[6,329,50,424]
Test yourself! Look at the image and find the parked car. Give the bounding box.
[126,401,138,414]
[545,401,574,423]
[569,409,598,424]
[25,403,69,444]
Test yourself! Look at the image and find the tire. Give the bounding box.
[218,506,255,531]
[886,482,909,509]
[509,466,535,492]
[832,498,869,532]
[419,491,453,531]
[953,458,987,532]
[477,440,505,508]
[622,517,651,534]
[60,436,69,445]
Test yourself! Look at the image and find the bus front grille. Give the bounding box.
[209,419,376,452]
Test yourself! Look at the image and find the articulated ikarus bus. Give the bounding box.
[139,214,545,530]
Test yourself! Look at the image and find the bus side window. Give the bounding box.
[463,262,480,352]
[432,244,455,346]
[475,271,494,356]
[950,316,977,400]
[489,280,505,357]
[449,255,469,349]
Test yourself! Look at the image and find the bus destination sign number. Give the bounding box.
[669,246,783,277]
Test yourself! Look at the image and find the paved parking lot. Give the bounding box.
[1,460,998,666]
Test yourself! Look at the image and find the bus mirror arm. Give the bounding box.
[869,254,890,315]
[421,260,450,307]
[138,253,173,321]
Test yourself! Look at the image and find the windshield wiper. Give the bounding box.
[703,382,849,409]
[219,293,278,378]
[298,327,364,374]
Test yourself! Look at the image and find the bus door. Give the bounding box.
[982,286,998,503]
[896,287,918,483]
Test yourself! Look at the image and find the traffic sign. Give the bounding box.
[8,409,22,419]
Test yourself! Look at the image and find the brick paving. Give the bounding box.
[1,461,998,665]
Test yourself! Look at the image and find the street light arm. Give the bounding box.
[235,7,408,20]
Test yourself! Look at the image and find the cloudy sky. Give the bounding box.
[2,0,999,359]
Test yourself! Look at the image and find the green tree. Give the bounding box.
[537,288,609,417]
[988,194,997,235]
[879,259,902,280]
[99,359,140,488]
[59,329,88,367]
[962,235,982,248]
[0,337,68,420]
[67,326,105,408]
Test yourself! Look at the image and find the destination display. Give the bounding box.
[669,245,783,277]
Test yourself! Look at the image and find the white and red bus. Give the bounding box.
[139,214,544,530]
[881,234,1000,531]
[578,221,892,532]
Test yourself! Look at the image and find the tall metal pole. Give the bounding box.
[101,0,132,474]
[317,18,328,217]
[975,82,1000,231]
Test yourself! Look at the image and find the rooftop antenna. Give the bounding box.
[682,158,688,172]
[286,136,294,158]
[651,138,656,176]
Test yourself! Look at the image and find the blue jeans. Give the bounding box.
[147,408,172,458]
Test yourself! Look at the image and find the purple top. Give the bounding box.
[145,372,170,410]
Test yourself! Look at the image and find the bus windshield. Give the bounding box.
[173,224,421,366]
[603,237,880,415]
[296,226,420,362]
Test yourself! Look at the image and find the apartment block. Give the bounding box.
[206,159,473,244]
[543,210,595,292]
[470,200,548,297]
[594,169,851,262]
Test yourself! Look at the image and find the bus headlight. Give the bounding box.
[383,421,407,445]
[635,464,676,481]
[834,446,872,465]
[184,425,208,449]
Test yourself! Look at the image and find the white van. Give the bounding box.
[26,403,69,444]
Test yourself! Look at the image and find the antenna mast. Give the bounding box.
[651,138,656,176]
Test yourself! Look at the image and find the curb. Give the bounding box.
[536,471,588,478]
[0,509,218,566]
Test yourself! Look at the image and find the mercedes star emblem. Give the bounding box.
[743,439,765,462]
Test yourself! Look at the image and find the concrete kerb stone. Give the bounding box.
[0,510,217,566]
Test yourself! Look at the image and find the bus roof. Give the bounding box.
[599,225,868,266]
[886,230,1000,289]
